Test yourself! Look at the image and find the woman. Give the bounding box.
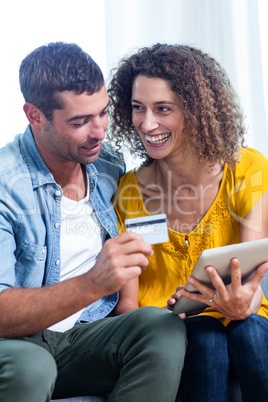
[108,44,268,401]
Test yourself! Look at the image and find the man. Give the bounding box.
[0,42,186,402]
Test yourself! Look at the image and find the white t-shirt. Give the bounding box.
[48,189,106,332]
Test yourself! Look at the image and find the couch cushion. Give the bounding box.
[52,396,107,401]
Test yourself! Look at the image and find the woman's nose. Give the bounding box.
[141,111,159,132]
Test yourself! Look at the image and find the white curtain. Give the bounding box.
[104,0,268,159]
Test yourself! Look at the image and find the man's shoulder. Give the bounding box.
[99,142,124,163]
[94,143,125,176]
[0,135,24,178]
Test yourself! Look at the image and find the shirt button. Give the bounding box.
[55,190,61,197]
[54,222,59,228]
[56,260,60,266]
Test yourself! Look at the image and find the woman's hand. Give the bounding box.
[167,286,188,318]
[167,286,206,318]
[177,258,268,320]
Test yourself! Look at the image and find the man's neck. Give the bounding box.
[54,164,87,201]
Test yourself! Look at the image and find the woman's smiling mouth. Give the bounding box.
[145,133,171,144]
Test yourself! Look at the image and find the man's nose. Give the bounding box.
[89,116,107,139]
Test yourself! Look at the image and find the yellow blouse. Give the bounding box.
[114,148,268,325]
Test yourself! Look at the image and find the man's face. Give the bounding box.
[36,85,110,166]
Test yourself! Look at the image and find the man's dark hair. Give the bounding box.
[19,42,104,121]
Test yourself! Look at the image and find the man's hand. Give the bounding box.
[85,232,153,300]
[0,232,153,338]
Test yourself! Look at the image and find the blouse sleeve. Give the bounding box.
[114,169,148,234]
[231,148,268,220]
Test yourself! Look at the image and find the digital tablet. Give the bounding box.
[173,238,268,315]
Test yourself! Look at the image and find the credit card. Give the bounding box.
[125,214,169,245]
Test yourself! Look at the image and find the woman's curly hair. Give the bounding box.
[107,43,246,167]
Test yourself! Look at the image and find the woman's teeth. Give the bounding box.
[145,133,171,144]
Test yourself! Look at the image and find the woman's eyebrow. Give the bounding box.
[131,99,176,105]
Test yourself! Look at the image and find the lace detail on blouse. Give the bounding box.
[159,198,231,260]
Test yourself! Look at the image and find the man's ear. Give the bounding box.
[23,103,46,130]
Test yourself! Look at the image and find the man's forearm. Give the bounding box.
[0,232,153,338]
[0,274,100,338]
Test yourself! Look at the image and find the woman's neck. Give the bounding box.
[138,157,223,190]
[135,157,224,234]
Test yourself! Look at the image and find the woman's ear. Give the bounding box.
[23,103,46,130]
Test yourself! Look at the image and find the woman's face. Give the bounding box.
[131,75,186,160]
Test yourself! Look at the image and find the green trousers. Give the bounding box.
[0,307,186,402]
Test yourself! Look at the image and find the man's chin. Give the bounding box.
[82,150,100,165]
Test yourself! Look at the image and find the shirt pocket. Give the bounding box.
[15,240,47,287]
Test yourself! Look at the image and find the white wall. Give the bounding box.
[1,0,267,161]
[0,0,107,148]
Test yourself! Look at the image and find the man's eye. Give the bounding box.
[100,109,109,116]
[73,121,85,128]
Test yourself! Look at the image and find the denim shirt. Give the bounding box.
[0,125,125,327]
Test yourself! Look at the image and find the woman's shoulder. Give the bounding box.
[236,147,268,173]
[117,168,143,203]
[118,168,137,188]
[224,147,268,202]
[115,168,148,220]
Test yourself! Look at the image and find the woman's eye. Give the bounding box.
[132,104,143,111]
[158,107,170,112]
